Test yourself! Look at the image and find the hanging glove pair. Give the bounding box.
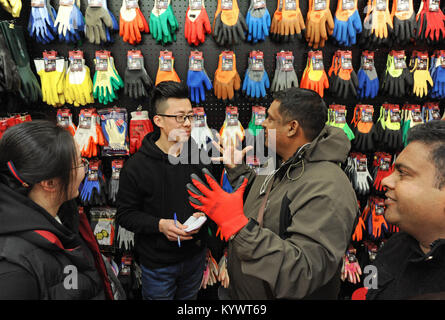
[34,55,67,107]
[0,0,21,17]
[391,0,416,45]
[364,197,388,240]
[300,51,329,97]
[150,0,178,45]
[85,0,118,45]
[243,51,270,99]
[65,57,94,107]
[430,50,445,99]
[372,152,393,192]
[80,165,107,206]
[187,51,212,104]
[341,249,362,284]
[28,0,57,44]
[357,51,379,99]
[360,0,393,47]
[119,0,149,45]
[270,51,298,93]
[416,0,445,45]
[191,107,215,151]
[55,0,85,43]
[184,0,211,46]
[305,0,334,48]
[380,51,413,98]
[327,104,355,140]
[219,106,245,146]
[246,0,270,43]
[270,0,305,43]
[410,50,433,98]
[214,51,241,101]
[74,110,106,158]
[0,31,21,96]
[328,50,358,99]
[333,0,362,46]
[345,153,373,196]
[0,22,41,104]
[247,106,266,137]
[422,101,442,122]
[129,110,153,154]
[401,103,424,146]
[212,0,247,46]
[124,51,153,100]
[155,50,180,86]
[93,53,124,105]
[351,104,378,153]
[376,104,403,152]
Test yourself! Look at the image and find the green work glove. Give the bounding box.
[149,0,178,45]
[93,57,124,105]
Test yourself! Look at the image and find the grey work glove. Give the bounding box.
[271,55,298,92]
[85,5,113,45]
[124,67,153,100]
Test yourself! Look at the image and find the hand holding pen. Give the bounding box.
[158,213,202,244]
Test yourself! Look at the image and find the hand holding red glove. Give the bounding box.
[187,168,248,241]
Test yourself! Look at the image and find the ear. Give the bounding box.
[39,179,58,193]
[153,115,163,129]
[287,120,299,137]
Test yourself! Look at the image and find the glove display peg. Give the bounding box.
[184,0,211,46]
[214,51,241,101]
[150,0,178,45]
[328,50,358,99]
[212,0,247,46]
[270,0,305,43]
[155,50,180,86]
[243,50,270,99]
[305,0,334,48]
[187,51,212,104]
[270,50,298,93]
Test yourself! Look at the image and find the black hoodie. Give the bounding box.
[0,178,107,299]
[116,132,221,269]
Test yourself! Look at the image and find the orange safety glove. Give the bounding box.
[214,51,241,101]
[155,51,180,86]
[300,53,329,97]
[305,0,334,48]
[271,0,305,42]
[119,1,149,45]
[212,0,247,46]
[391,0,415,45]
[270,0,283,41]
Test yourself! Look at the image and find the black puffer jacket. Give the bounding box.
[0,180,107,300]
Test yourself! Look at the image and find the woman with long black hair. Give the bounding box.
[0,120,123,300]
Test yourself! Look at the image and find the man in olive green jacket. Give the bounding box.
[188,88,358,299]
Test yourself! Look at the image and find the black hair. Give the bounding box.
[149,81,189,119]
[272,87,328,141]
[0,120,78,199]
[407,120,445,189]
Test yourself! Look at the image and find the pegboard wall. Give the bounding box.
[0,0,444,132]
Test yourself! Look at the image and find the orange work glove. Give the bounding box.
[305,0,334,48]
[212,0,247,46]
[271,0,305,42]
[155,52,180,86]
[300,52,329,97]
[214,51,241,101]
[119,1,149,45]
[270,0,283,41]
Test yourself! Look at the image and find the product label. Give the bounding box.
[341,51,353,70]
[342,0,355,10]
[314,0,327,10]
[127,50,143,70]
[88,0,104,7]
[159,51,173,72]
[226,106,239,126]
[253,0,267,9]
[429,0,439,12]
[189,0,203,10]
[60,0,75,5]
[31,0,45,7]
[390,106,401,123]
[311,51,324,70]
[376,0,387,10]
[69,50,84,72]
[221,0,233,10]
[222,52,234,71]
[361,106,374,123]
[250,51,264,71]
[125,0,139,8]
[43,51,57,72]
[189,51,204,71]
[285,0,297,10]
[397,0,410,11]
[279,51,294,72]
[95,51,110,71]
[254,106,266,125]
[157,0,169,9]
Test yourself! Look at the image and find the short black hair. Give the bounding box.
[407,121,445,189]
[149,81,189,119]
[272,87,328,141]
[0,120,78,199]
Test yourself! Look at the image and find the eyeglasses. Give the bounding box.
[73,157,89,174]
[157,113,194,124]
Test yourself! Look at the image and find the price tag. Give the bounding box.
[125,0,139,8]
[253,0,267,9]
[88,0,104,7]
[157,0,169,9]
[189,0,203,10]
[189,51,204,71]
[314,0,327,11]
[60,0,75,5]
[159,51,173,71]
[95,51,110,71]
[221,0,233,10]
[285,0,297,10]
[31,0,45,7]
[222,52,234,71]
[69,50,84,72]
[397,0,409,11]
[311,51,324,70]
[429,0,439,12]
[342,0,355,10]
[127,50,143,70]
[250,51,264,71]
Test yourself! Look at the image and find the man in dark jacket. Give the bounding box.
[359,120,445,300]
[116,81,219,300]
[188,88,358,299]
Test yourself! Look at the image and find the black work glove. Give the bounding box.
[124,67,153,100]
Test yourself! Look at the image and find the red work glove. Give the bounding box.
[187,168,248,241]
[129,118,153,154]
[184,3,211,46]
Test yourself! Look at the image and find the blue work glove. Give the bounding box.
[357,54,379,99]
[54,1,85,43]
[245,0,271,43]
[187,69,213,104]
[28,0,57,44]
[332,0,362,46]
[430,56,445,99]
[243,68,270,98]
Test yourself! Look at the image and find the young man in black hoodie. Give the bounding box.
[116,81,220,300]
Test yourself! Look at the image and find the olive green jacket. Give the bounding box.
[225,125,358,300]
